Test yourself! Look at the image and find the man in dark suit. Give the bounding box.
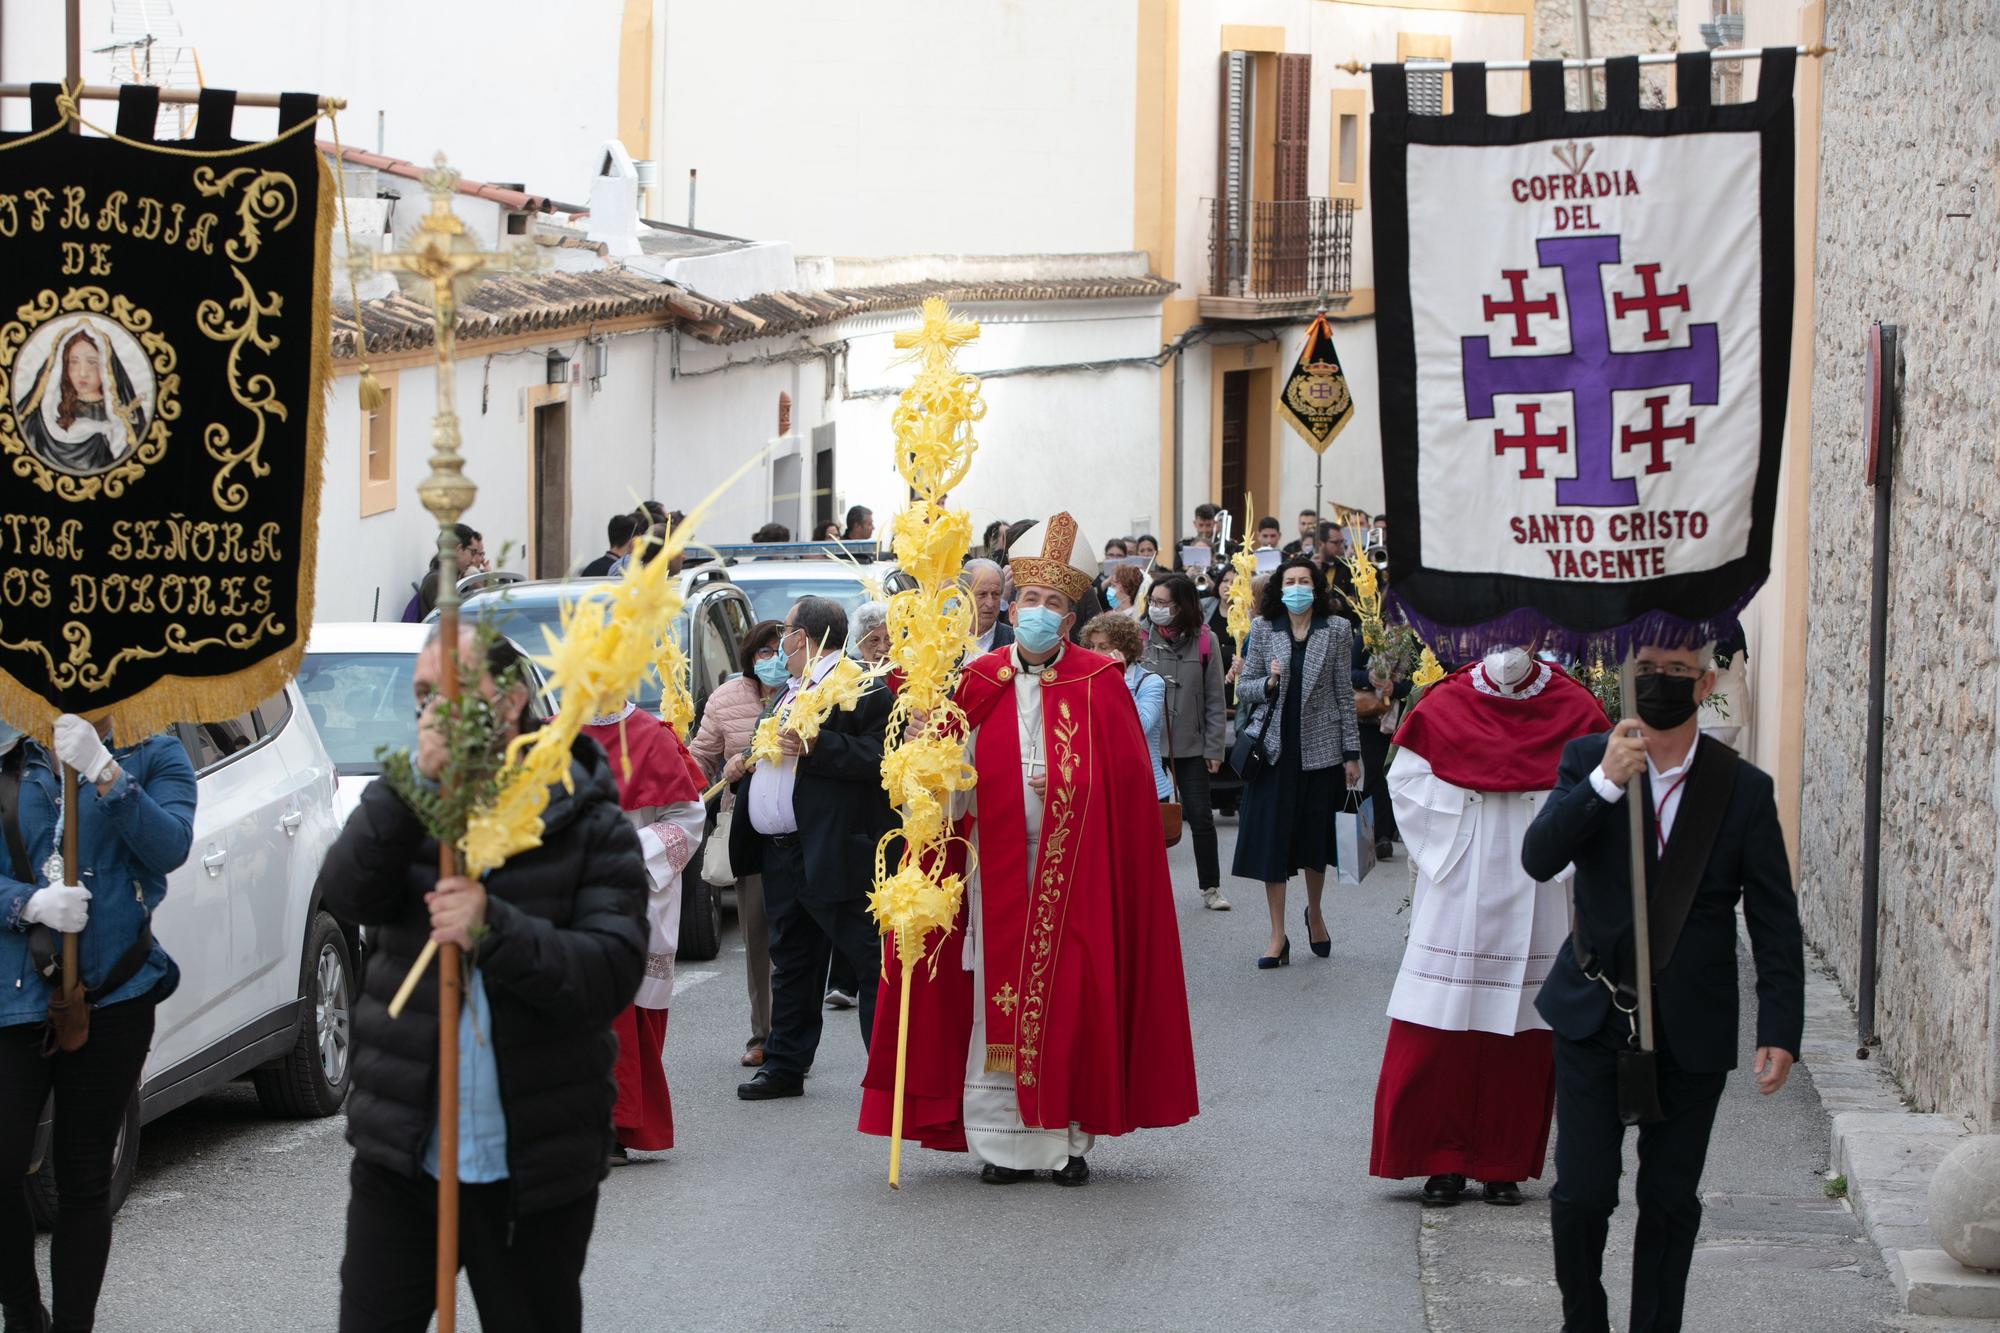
[733,596,896,1101]
[1523,640,1804,1333]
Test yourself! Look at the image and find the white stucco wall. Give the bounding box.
[1,0,626,206]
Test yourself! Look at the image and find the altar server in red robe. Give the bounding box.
[860,513,1199,1186]
[1369,648,1608,1204]
[582,703,706,1158]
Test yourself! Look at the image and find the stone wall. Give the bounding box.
[1799,0,1999,1127]
[1534,0,1678,106]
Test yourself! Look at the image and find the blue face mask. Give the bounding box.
[754,654,792,688]
[1014,605,1066,654]
[1281,586,1315,615]
[0,720,19,756]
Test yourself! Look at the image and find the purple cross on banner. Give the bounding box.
[1462,235,1720,508]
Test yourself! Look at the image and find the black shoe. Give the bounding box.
[736,1069,805,1100]
[607,1143,631,1168]
[1305,908,1331,958]
[980,1163,1034,1185]
[1483,1180,1523,1206]
[1421,1173,1467,1206]
[1051,1156,1091,1187]
[2,1304,49,1333]
[1256,937,1291,970]
[1376,838,1395,862]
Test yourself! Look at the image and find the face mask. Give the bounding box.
[754,654,792,688]
[1634,672,1701,730]
[1281,586,1314,614]
[1482,647,1534,688]
[1014,606,1065,654]
[1105,588,1120,608]
[1147,605,1175,628]
[1199,596,1219,620]
[0,721,19,757]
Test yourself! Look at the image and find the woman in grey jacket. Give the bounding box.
[1230,558,1361,968]
[1141,574,1230,911]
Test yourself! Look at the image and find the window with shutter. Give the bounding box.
[1274,53,1311,202]
[1216,51,1251,296]
[1397,32,1452,116]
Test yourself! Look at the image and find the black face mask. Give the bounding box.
[1633,672,1701,730]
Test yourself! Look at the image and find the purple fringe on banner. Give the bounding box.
[1389,585,1762,666]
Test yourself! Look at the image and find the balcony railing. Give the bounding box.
[1202,196,1355,315]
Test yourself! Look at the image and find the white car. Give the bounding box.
[29,682,351,1225]
[298,622,557,827]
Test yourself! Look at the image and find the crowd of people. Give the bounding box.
[0,493,1803,1333]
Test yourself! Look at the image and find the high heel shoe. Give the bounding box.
[1305,908,1331,958]
[1256,937,1291,970]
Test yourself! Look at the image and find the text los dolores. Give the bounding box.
[0,513,282,621]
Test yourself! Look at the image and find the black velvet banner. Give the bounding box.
[0,85,331,739]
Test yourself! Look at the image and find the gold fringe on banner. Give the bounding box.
[984,1044,1016,1075]
[0,153,333,745]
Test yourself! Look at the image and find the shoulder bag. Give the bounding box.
[1159,684,1183,848]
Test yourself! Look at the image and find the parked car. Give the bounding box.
[686,544,896,627]
[298,622,556,828]
[28,684,348,1227]
[441,569,756,960]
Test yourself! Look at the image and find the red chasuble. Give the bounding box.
[859,646,1199,1148]
[582,709,706,811]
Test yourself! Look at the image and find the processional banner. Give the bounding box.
[0,85,331,738]
[1371,50,1795,657]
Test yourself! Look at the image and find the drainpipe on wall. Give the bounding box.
[1857,322,1900,1056]
[1171,337,1184,551]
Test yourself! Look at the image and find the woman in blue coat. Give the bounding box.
[0,714,195,1333]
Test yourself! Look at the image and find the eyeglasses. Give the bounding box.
[1632,662,1706,679]
[753,646,780,661]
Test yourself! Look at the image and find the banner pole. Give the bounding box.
[433,529,462,1333]
[1620,656,1655,1052]
[60,762,79,1015]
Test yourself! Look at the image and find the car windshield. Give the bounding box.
[295,652,419,775]
[728,571,875,624]
[458,592,686,712]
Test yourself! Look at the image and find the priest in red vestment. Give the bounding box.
[1369,649,1608,1205]
[583,703,707,1158]
[860,512,1199,1185]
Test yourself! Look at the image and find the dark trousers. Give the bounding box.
[760,835,878,1080]
[1549,1023,1726,1333]
[0,996,155,1333]
[1168,756,1221,889]
[337,1157,599,1333]
[1358,720,1398,843]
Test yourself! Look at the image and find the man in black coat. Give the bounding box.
[319,629,647,1333]
[1522,640,1804,1333]
[733,595,897,1100]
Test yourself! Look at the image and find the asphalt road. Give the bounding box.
[46,818,1911,1331]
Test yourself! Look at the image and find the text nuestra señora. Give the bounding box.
[0,512,286,620]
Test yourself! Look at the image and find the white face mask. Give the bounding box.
[1482,647,1534,688]
[1147,605,1174,627]
[0,721,19,757]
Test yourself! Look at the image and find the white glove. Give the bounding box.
[23,882,90,933]
[52,714,113,783]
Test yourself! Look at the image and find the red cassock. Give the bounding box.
[583,709,705,1153]
[859,646,1199,1149]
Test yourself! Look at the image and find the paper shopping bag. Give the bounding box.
[1335,793,1377,886]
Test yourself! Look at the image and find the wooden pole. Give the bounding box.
[888,957,914,1190]
[433,530,462,1333]
[60,762,79,1012]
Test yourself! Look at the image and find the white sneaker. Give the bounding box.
[1201,887,1231,911]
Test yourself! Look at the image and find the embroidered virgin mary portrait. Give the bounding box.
[12,315,155,477]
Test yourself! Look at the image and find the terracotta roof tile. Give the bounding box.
[681,275,1177,345]
[330,270,706,357]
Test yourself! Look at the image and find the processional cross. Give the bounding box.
[360,153,541,1333]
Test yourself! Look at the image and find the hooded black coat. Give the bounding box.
[317,736,647,1217]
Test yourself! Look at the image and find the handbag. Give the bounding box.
[1227,666,1280,778]
[700,803,735,888]
[1354,687,1391,721]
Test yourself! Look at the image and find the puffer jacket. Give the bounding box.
[317,736,646,1217]
[687,673,773,782]
[0,734,195,1028]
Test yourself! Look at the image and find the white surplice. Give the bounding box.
[957,648,1095,1170]
[628,800,705,1011]
[1385,749,1568,1036]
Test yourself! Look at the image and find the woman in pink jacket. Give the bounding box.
[689,619,786,1066]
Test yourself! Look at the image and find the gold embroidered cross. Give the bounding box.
[992,982,1019,1017]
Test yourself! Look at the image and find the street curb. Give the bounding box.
[1793,937,1988,1316]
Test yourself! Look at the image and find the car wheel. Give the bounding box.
[27,1084,141,1232]
[252,910,354,1118]
[679,875,721,962]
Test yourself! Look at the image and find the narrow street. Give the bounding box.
[53,821,1907,1331]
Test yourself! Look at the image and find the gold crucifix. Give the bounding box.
[368,153,542,531]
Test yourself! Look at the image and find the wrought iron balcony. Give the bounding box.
[1201,195,1355,320]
